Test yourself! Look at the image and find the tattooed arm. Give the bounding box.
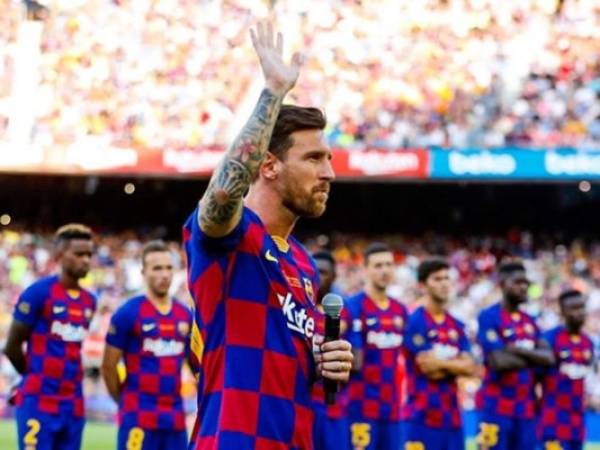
[198,22,303,238]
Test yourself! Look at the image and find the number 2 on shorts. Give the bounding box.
[24,419,41,448]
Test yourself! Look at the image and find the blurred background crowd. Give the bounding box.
[1,0,599,152]
[1,228,600,418]
[1,0,600,427]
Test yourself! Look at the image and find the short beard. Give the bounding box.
[279,171,328,218]
[150,287,169,298]
[373,281,388,292]
[282,190,326,218]
[431,293,448,305]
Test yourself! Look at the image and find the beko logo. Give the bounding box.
[448,152,516,175]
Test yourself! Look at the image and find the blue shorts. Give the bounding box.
[118,422,188,450]
[477,412,536,450]
[349,419,401,450]
[15,398,85,450]
[403,421,465,450]
[539,440,583,450]
[313,410,350,450]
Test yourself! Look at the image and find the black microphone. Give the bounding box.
[322,293,344,405]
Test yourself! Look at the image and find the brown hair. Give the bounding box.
[269,105,327,160]
[363,242,392,266]
[141,240,170,266]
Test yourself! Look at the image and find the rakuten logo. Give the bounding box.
[560,363,591,380]
[366,331,403,349]
[143,338,185,357]
[448,152,516,175]
[432,343,459,360]
[51,321,86,342]
[348,152,421,175]
[545,153,600,175]
[163,149,223,173]
[278,293,314,338]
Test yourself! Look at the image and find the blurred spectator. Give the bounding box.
[0,0,598,153]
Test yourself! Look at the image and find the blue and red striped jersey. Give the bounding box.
[403,306,470,428]
[12,275,97,417]
[476,302,540,419]
[345,292,407,422]
[310,305,351,419]
[184,206,320,450]
[539,326,594,442]
[106,295,192,430]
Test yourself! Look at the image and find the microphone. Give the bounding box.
[322,293,344,405]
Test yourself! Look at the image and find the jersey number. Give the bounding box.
[405,443,425,450]
[24,419,41,447]
[477,422,500,448]
[351,422,372,449]
[126,427,145,450]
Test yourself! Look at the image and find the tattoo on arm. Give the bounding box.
[199,89,283,235]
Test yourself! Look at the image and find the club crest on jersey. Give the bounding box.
[448,329,459,342]
[413,334,425,346]
[277,292,314,338]
[524,323,535,335]
[486,329,499,342]
[178,321,190,336]
[340,319,348,335]
[84,308,93,319]
[584,350,592,361]
[393,317,404,330]
[18,302,30,314]
[303,278,314,302]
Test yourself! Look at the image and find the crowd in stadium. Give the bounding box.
[0,0,599,151]
[1,227,600,417]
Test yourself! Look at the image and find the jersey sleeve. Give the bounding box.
[533,320,543,344]
[477,309,504,355]
[90,292,98,315]
[345,297,363,351]
[183,205,250,256]
[105,302,137,351]
[457,321,472,353]
[340,306,351,339]
[404,312,429,356]
[184,306,194,357]
[13,282,47,327]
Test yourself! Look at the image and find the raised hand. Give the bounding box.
[250,21,303,95]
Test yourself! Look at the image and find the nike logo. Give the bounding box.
[53,306,66,314]
[366,318,377,326]
[142,323,156,332]
[265,249,278,263]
